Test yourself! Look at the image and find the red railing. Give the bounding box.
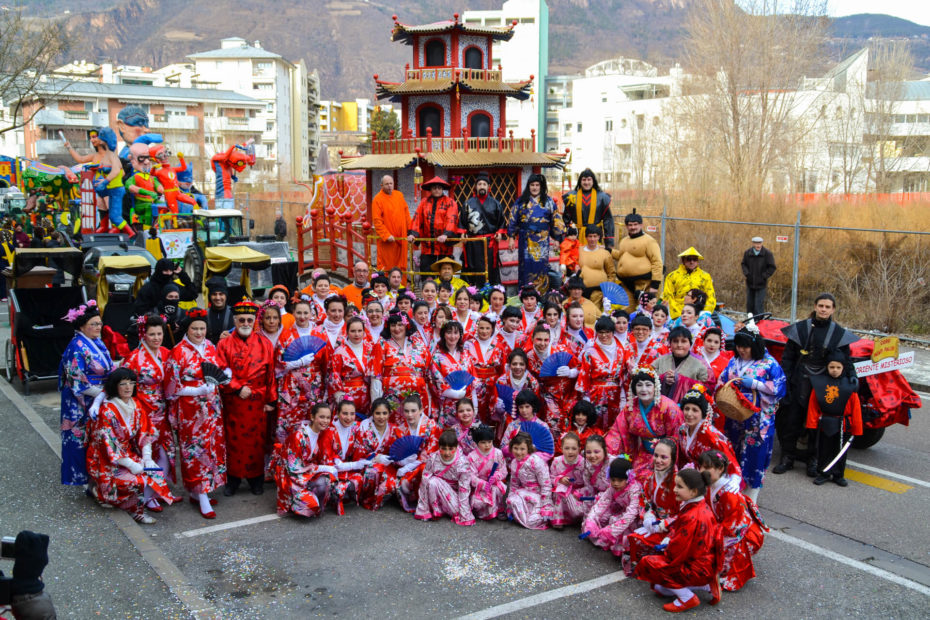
[296,208,372,282]
[370,128,537,155]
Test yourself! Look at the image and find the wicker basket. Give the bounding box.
[716,379,758,422]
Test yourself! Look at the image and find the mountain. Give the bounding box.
[19,1,930,99]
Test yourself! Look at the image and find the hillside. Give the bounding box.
[20,0,930,99]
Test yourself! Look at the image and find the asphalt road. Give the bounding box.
[1,372,928,619]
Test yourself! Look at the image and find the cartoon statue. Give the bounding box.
[116,106,163,161]
[211,141,255,207]
[64,127,131,235]
[149,145,197,215]
[124,143,163,228]
[176,163,209,210]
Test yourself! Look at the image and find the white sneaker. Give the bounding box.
[134,514,156,524]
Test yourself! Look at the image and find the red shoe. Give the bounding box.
[95,216,110,233]
[189,497,218,506]
[145,500,164,513]
[199,508,216,520]
[663,596,700,613]
[709,575,722,605]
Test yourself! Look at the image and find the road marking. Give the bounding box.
[176,513,282,538]
[847,460,930,489]
[769,530,930,597]
[844,469,912,494]
[0,379,222,620]
[454,571,627,620]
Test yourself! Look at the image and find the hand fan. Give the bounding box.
[717,313,736,338]
[487,462,499,482]
[445,370,475,391]
[496,384,514,414]
[599,282,629,307]
[539,351,572,378]
[282,335,326,362]
[519,419,555,455]
[389,435,424,462]
[200,362,230,385]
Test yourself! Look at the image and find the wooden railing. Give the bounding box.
[370,128,538,155]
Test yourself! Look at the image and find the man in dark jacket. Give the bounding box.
[132,258,198,316]
[205,276,234,344]
[562,168,614,249]
[741,236,776,316]
[459,171,505,285]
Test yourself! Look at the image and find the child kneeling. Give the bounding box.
[581,456,642,556]
[415,429,476,525]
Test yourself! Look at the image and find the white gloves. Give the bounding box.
[223,368,233,379]
[142,458,159,471]
[556,366,578,378]
[370,379,383,401]
[316,465,337,476]
[373,454,392,465]
[335,460,368,472]
[494,398,505,411]
[88,391,106,420]
[117,458,143,475]
[397,461,421,477]
[399,454,419,467]
[442,387,467,400]
[176,384,213,397]
[285,353,315,371]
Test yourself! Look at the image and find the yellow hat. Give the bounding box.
[678,247,704,260]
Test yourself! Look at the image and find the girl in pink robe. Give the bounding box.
[549,432,587,529]
[505,432,553,530]
[582,457,643,557]
[414,430,476,525]
[467,425,508,520]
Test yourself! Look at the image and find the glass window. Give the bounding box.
[417,106,441,136]
[464,47,483,69]
[469,113,491,138]
[425,40,446,67]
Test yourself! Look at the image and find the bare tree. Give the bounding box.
[678,0,829,205]
[0,4,72,135]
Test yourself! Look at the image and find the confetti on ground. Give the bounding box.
[441,549,567,591]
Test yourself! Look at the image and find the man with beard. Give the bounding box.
[216,300,277,496]
[408,176,460,280]
[205,276,234,344]
[460,171,505,285]
[562,168,615,249]
[774,293,856,477]
[133,258,198,316]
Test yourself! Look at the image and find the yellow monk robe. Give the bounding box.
[371,188,412,276]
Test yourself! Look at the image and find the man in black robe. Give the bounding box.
[459,171,505,285]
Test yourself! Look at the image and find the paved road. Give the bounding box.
[1,366,928,620]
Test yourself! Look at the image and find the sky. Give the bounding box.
[829,0,930,28]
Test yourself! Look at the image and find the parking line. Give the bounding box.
[844,469,912,494]
[454,571,627,620]
[176,513,282,538]
[846,460,930,489]
[769,530,930,597]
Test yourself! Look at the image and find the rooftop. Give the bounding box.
[188,37,286,62]
[24,79,265,106]
[391,15,516,45]
[375,67,532,102]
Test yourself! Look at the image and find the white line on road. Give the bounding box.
[454,571,627,620]
[176,513,282,538]
[769,530,930,597]
[846,460,930,489]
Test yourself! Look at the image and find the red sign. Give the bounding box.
[775,235,789,243]
[646,225,657,232]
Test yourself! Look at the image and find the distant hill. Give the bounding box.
[18,1,930,99]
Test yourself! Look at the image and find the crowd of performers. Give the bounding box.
[58,267,868,613]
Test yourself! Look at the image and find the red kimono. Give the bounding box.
[395,415,441,512]
[166,338,226,494]
[124,344,173,477]
[627,336,669,373]
[428,347,476,428]
[276,326,323,441]
[330,340,383,415]
[351,418,399,511]
[492,328,526,362]
[311,322,347,403]
[634,498,721,590]
[626,466,680,575]
[526,343,580,436]
[613,396,684,484]
[577,341,632,430]
[707,475,766,591]
[379,338,431,425]
[216,331,277,479]
[274,423,335,517]
[676,419,742,478]
[465,337,506,425]
[322,419,362,515]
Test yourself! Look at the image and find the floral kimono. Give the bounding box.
[707,474,767,591]
[379,338,431,425]
[622,396,684,483]
[323,419,362,515]
[626,466,680,575]
[582,479,644,557]
[311,321,347,403]
[467,446,508,520]
[165,337,226,494]
[395,414,441,512]
[577,341,632,430]
[506,452,553,530]
[273,422,335,517]
[414,448,476,526]
[579,456,613,517]
[59,331,114,485]
[86,398,178,516]
[500,414,550,461]
[718,353,787,489]
[549,455,586,527]
[330,340,382,415]
[124,344,174,479]
[428,347,476,428]
[627,336,668,374]
[449,419,479,455]
[276,325,324,441]
[526,341,580,436]
[507,194,566,294]
[351,418,399,511]
[465,337,506,425]
[676,419,742,478]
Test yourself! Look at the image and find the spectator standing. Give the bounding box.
[741,236,776,316]
[661,247,715,319]
[372,174,411,277]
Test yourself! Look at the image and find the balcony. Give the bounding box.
[149,114,199,130]
[402,67,505,83]
[370,134,540,155]
[205,116,265,133]
[34,109,109,128]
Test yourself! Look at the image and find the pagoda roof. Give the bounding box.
[342,150,566,171]
[391,16,516,44]
[375,67,532,102]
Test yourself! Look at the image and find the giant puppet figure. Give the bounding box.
[116,106,163,162]
[211,141,256,208]
[150,145,197,215]
[124,143,163,228]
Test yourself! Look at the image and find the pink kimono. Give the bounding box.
[582,480,644,556]
[506,452,553,530]
[467,446,508,520]
[549,455,586,527]
[580,457,613,517]
[414,449,476,525]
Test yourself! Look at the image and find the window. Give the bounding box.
[464,47,483,70]
[417,105,442,136]
[266,121,274,131]
[84,101,94,112]
[266,103,274,113]
[469,113,491,138]
[576,123,582,133]
[425,40,446,67]
[605,120,613,131]
[563,123,572,134]
[601,92,607,103]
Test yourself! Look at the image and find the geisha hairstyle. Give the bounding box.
[104,367,138,399]
[697,449,730,472]
[510,431,536,454]
[137,313,166,341]
[733,329,766,360]
[679,387,709,418]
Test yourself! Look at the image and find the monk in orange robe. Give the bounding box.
[371,174,411,278]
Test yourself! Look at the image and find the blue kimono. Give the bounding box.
[507,195,565,294]
[719,353,787,489]
[58,332,114,485]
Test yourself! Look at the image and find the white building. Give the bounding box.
[463,0,548,142]
[188,37,310,181]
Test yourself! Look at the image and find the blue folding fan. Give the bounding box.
[599,281,629,307]
[496,384,514,413]
[487,462,499,482]
[717,313,736,339]
[282,336,326,362]
[520,419,555,455]
[445,370,475,391]
[539,351,573,378]
[389,435,424,462]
